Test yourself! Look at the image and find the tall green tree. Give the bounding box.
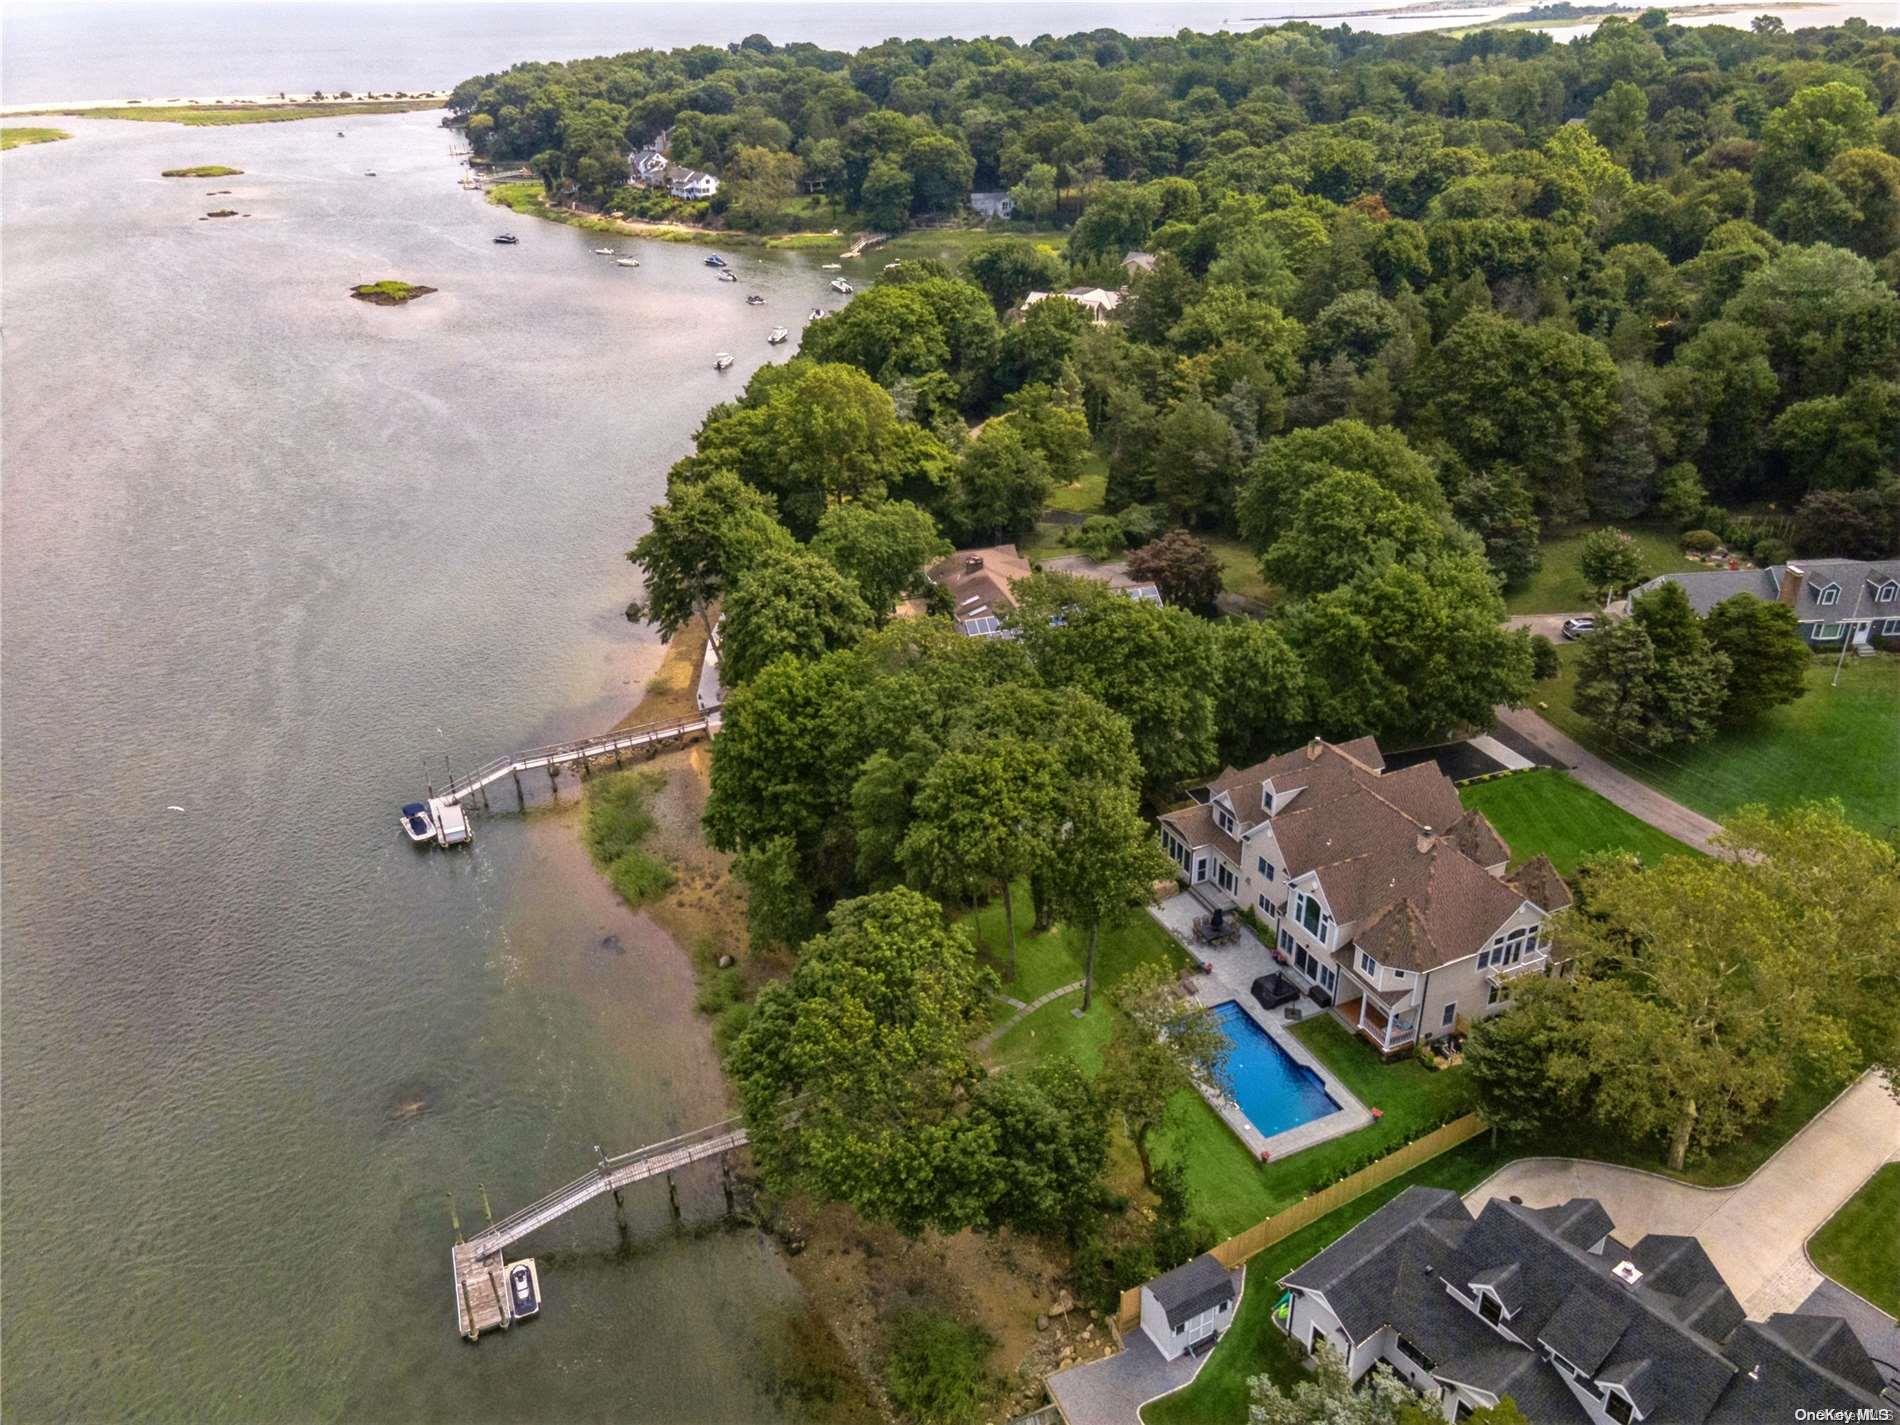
[900,739,1059,977]
[731,888,1000,1234]
[719,547,876,685]
[1046,782,1174,1012]
[625,471,793,660]
[812,500,951,623]
[1703,593,1809,726]
[1097,963,1229,1187]
[1577,527,1646,604]
[1213,619,1308,767]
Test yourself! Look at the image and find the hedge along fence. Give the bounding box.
[1115,1113,1488,1332]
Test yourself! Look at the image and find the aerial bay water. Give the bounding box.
[6,0,1895,108]
[0,110,846,1420]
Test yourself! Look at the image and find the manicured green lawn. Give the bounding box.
[969,885,1192,1003]
[1205,534,1277,606]
[1045,456,1108,515]
[1142,1136,1517,1425]
[1807,1163,1900,1317]
[1504,525,1703,615]
[1459,768,1697,873]
[1538,650,1900,836]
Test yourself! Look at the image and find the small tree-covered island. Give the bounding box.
[349,280,437,305]
[453,12,1900,1424]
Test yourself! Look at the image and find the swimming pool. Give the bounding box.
[1208,1000,1342,1138]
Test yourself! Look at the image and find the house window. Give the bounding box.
[1359,951,1377,978]
[1216,808,1234,834]
[1297,894,1323,937]
[1819,623,1845,641]
[1455,1405,1475,1423]
[1394,1336,1436,1371]
[1876,583,1898,604]
[1477,1292,1502,1326]
[1816,584,1840,606]
[1216,861,1237,894]
[1257,857,1275,881]
[1488,983,1509,1006]
[1442,1002,1458,1028]
[1884,619,1900,635]
[1279,928,1295,956]
[1258,893,1272,916]
[1605,1391,1634,1425]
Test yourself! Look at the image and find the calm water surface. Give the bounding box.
[1,110,844,1422]
[7,0,1891,106]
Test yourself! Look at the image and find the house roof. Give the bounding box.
[1146,1253,1235,1329]
[1122,250,1157,272]
[1280,1188,1887,1424]
[1636,559,1900,619]
[1507,853,1574,915]
[1162,738,1540,973]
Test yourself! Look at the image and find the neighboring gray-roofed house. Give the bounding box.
[1632,558,1900,650]
[1278,1186,1891,1423]
[1139,1253,1237,1360]
[968,190,1014,219]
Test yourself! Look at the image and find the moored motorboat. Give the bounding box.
[616,257,640,267]
[717,270,737,282]
[821,263,841,270]
[746,293,765,305]
[808,307,825,319]
[508,1260,542,1320]
[767,326,789,344]
[400,802,436,844]
[830,277,853,294]
[494,233,518,244]
[592,247,615,255]
[713,352,734,370]
[704,254,727,267]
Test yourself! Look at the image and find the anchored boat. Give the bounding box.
[508,1260,542,1321]
[713,352,734,370]
[767,326,789,345]
[493,233,518,244]
[830,277,853,294]
[400,802,436,845]
[704,254,727,267]
[616,257,640,268]
[746,293,765,305]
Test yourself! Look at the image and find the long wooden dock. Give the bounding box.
[451,1117,749,1340]
[438,713,721,809]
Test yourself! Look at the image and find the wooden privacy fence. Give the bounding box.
[1116,1113,1487,1330]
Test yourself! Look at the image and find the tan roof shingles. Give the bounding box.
[1157,802,1241,865]
[1509,854,1574,915]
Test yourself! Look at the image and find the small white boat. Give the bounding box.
[593,247,615,255]
[616,257,640,268]
[508,1260,542,1320]
[718,270,738,283]
[830,277,853,294]
[713,352,734,370]
[767,326,789,344]
[809,307,826,319]
[399,802,435,845]
[434,798,472,847]
[821,263,841,270]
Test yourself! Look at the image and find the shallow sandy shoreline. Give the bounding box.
[1,92,447,117]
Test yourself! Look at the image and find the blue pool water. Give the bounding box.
[1209,1001,1342,1138]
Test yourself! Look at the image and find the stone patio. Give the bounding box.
[1149,895,1372,1160]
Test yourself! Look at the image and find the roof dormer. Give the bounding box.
[1873,580,1898,605]
[1813,581,1841,607]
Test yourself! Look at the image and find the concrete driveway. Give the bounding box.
[1507,612,1592,641]
[1465,1073,1900,1319]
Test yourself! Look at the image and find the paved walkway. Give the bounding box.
[979,980,1084,1050]
[1492,704,1729,856]
[1465,1073,1900,1320]
[1046,1267,1245,1425]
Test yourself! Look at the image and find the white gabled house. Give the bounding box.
[1159,738,1571,1057]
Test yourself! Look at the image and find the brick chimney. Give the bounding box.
[1777,564,1806,607]
[1416,825,1435,854]
[1305,736,1324,762]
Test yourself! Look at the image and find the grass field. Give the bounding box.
[1807,1163,1900,1317]
[1,126,71,150]
[1538,649,1900,836]
[1459,768,1697,873]
[1504,525,1703,615]
[43,100,441,125]
[1142,1135,1516,1424]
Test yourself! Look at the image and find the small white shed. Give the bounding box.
[1139,1253,1236,1361]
